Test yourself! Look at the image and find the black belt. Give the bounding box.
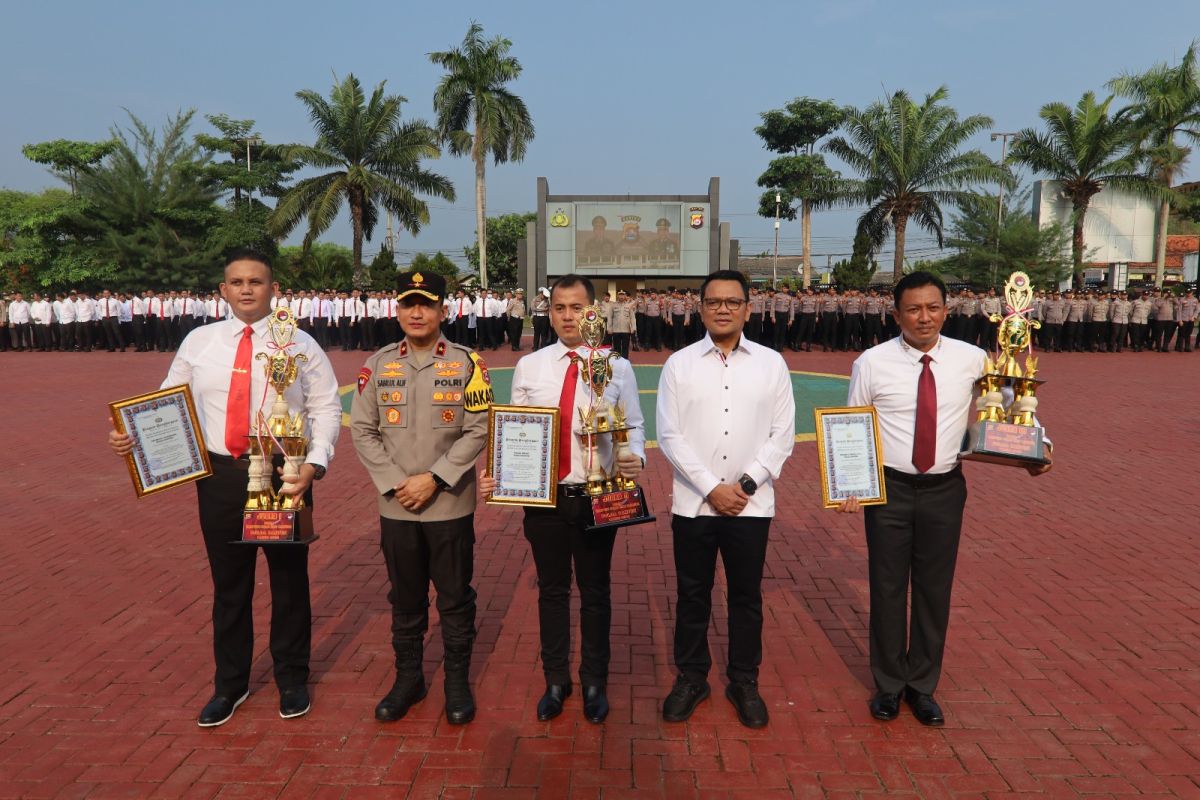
[558,483,589,498]
[883,465,962,486]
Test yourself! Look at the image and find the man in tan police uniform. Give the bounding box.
[350,271,493,725]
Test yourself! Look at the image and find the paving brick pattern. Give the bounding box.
[1,344,1198,798]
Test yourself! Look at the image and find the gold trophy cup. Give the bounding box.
[239,307,317,544]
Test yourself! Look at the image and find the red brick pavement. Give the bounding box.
[1,343,1198,799]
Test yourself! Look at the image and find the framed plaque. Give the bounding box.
[486,404,560,507]
[110,384,212,497]
[813,406,887,509]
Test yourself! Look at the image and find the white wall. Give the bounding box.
[1033,180,1156,264]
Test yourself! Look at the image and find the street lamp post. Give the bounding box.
[990,131,1018,285]
[773,193,781,287]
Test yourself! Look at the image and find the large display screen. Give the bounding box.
[574,203,683,269]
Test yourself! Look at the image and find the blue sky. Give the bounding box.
[3,0,1197,268]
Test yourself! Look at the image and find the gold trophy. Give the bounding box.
[960,271,1051,467]
[239,307,317,544]
[575,305,655,530]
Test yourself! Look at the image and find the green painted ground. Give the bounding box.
[341,364,849,444]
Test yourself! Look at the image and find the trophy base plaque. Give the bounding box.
[235,508,319,545]
[960,421,1049,468]
[586,486,656,531]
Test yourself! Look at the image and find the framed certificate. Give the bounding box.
[486,404,560,507]
[110,384,212,497]
[813,406,887,509]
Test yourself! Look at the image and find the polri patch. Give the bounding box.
[357,367,372,394]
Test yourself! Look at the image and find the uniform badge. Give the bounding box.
[357,367,372,394]
[384,407,402,425]
[463,352,494,412]
[390,390,404,403]
[398,341,408,357]
[384,361,403,369]
[435,341,447,357]
[441,409,456,423]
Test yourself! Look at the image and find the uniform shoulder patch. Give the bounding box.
[357,366,373,394]
[463,351,493,412]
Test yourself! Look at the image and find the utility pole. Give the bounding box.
[244,135,263,205]
[773,193,781,287]
[385,210,395,253]
[990,132,1018,285]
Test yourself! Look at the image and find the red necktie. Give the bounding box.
[225,326,254,457]
[158,302,163,320]
[558,354,579,481]
[912,354,937,473]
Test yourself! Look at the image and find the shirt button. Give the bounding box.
[723,455,727,460]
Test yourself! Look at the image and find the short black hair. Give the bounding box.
[550,274,595,303]
[893,271,946,306]
[223,247,274,276]
[700,270,749,301]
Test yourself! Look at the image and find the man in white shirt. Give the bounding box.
[108,248,341,728]
[839,271,1052,727]
[656,270,795,729]
[74,291,96,351]
[98,289,126,352]
[56,292,77,351]
[29,293,52,351]
[8,292,32,350]
[479,275,645,724]
[129,291,147,350]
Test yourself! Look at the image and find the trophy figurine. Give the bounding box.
[960,271,1052,467]
[239,307,318,544]
[574,305,655,530]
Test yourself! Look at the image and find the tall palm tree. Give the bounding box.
[270,74,455,287]
[429,22,534,289]
[1007,92,1162,289]
[825,86,1006,282]
[1109,41,1200,287]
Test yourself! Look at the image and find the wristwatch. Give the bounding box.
[309,464,327,480]
[430,472,451,490]
[738,474,757,496]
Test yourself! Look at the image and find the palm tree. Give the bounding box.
[270,74,455,287]
[1007,92,1163,289]
[430,22,534,289]
[825,87,1007,283]
[1108,41,1200,287]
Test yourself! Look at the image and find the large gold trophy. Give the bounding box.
[575,305,655,530]
[240,307,317,544]
[960,272,1051,467]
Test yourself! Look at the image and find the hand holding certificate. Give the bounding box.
[814,406,887,509]
[110,385,212,497]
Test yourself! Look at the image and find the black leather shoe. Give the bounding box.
[904,689,945,726]
[198,691,249,727]
[582,685,609,724]
[444,674,476,725]
[279,686,311,719]
[662,676,710,722]
[536,684,572,721]
[725,681,769,729]
[375,674,428,722]
[869,691,900,721]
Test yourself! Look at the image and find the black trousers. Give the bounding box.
[671,514,770,684]
[862,315,882,349]
[644,316,663,350]
[523,496,617,687]
[1109,323,1129,352]
[380,515,476,666]
[1043,322,1063,351]
[820,312,838,350]
[611,332,630,359]
[101,316,124,350]
[840,314,863,351]
[196,454,312,696]
[747,313,763,343]
[360,317,376,351]
[771,315,788,350]
[313,318,328,348]
[865,467,966,696]
[532,315,550,350]
[507,317,523,350]
[797,313,817,349]
[1129,322,1147,350]
[671,314,686,349]
[1175,321,1194,351]
[1156,321,1177,351]
[131,315,146,350]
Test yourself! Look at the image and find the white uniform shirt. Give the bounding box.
[118,299,133,323]
[130,296,146,316]
[162,316,342,466]
[75,298,96,322]
[473,297,486,319]
[365,297,381,319]
[657,334,796,517]
[30,299,52,325]
[847,335,987,476]
[299,297,312,321]
[8,300,31,324]
[98,297,120,318]
[511,340,646,484]
[192,298,206,319]
[485,297,504,318]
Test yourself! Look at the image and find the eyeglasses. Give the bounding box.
[702,298,746,311]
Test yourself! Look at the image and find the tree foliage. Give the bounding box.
[409,251,462,287]
[464,211,535,287]
[194,114,299,206]
[831,230,878,289]
[275,243,354,290]
[21,138,118,194]
[943,188,1072,289]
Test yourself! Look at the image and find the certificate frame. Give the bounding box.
[486,404,560,507]
[110,384,212,497]
[813,405,887,509]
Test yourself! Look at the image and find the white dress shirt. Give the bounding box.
[8,300,30,324]
[58,299,76,323]
[118,299,133,323]
[847,335,987,475]
[99,297,120,318]
[365,297,381,319]
[30,300,52,325]
[299,297,313,320]
[161,316,342,466]
[511,340,646,484]
[657,334,795,517]
[130,296,146,316]
[74,298,95,322]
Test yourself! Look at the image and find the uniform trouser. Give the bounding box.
[101,316,124,350]
[611,332,630,359]
[339,318,353,350]
[820,312,838,349]
[841,315,863,351]
[1043,323,1063,351]
[150,317,168,351]
[645,317,663,349]
[671,514,770,685]
[797,313,817,349]
[15,323,33,349]
[179,317,194,347]
[1175,321,1194,351]
[379,515,477,668]
[0,325,8,351]
[533,315,550,350]
[1156,321,1177,351]
[671,314,686,349]
[1129,323,1147,350]
[76,320,93,351]
[33,324,51,350]
[492,317,505,347]
[476,317,493,348]
[523,496,617,687]
[1109,323,1129,352]
[865,467,966,696]
[771,316,788,350]
[197,454,312,696]
[508,317,523,350]
[131,316,146,350]
[1087,321,1106,351]
[863,316,883,349]
[748,313,763,343]
[452,318,469,346]
[1063,320,1081,351]
[360,317,376,351]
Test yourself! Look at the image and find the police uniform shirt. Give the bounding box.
[799,294,818,314]
[1131,298,1153,324]
[511,341,646,484]
[749,294,765,315]
[608,300,635,333]
[981,296,1002,317]
[1109,299,1132,323]
[1178,297,1199,322]
[1043,298,1067,324]
[843,295,864,315]
[508,297,526,318]
[1067,298,1089,322]
[1153,297,1176,321]
[819,295,840,313]
[351,337,492,521]
[1089,298,1110,322]
[162,316,341,465]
